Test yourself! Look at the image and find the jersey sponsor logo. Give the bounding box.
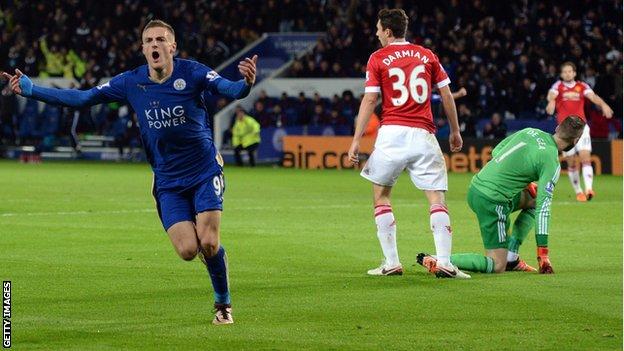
[562,91,581,101]
[144,105,187,129]
[173,78,186,91]
[206,70,220,81]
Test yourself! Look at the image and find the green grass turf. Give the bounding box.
[0,160,621,350]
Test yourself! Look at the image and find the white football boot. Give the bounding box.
[367,260,404,276]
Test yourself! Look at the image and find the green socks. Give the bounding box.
[508,209,535,253]
[450,253,495,273]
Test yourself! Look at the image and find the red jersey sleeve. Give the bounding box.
[580,81,594,96]
[364,54,382,93]
[549,81,560,96]
[431,54,450,89]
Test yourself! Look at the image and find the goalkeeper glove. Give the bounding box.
[537,247,554,274]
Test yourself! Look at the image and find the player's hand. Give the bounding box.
[457,87,467,98]
[238,55,258,86]
[525,182,537,199]
[449,131,463,152]
[1,69,32,96]
[348,140,360,166]
[537,247,554,274]
[602,104,613,119]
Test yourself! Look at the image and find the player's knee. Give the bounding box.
[173,240,198,261]
[199,236,220,257]
[493,260,506,273]
[178,247,198,261]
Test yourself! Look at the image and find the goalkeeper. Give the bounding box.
[418,116,586,274]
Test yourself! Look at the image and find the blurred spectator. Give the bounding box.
[588,104,622,139]
[435,118,450,139]
[295,92,313,125]
[252,100,272,128]
[0,82,18,145]
[287,1,622,120]
[483,112,508,139]
[232,107,261,167]
[458,103,478,138]
[1,1,322,81]
[309,103,329,126]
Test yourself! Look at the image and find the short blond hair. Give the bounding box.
[142,20,175,40]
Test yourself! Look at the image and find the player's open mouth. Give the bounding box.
[152,51,160,60]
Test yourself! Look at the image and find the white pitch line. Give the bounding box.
[0,209,156,217]
[0,200,620,217]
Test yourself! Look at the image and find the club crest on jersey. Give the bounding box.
[206,70,220,81]
[173,78,186,91]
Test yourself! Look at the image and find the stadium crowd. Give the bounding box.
[0,0,622,149]
[289,0,623,121]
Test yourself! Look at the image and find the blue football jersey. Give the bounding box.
[92,59,240,189]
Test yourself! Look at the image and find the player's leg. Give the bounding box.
[166,221,200,260]
[233,145,244,166]
[153,183,198,260]
[423,190,453,268]
[196,211,231,309]
[367,183,402,275]
[193,173,232,324]
[359,127,404,276]
[406,130,468,278]
[440,187,510,274]
[506,189,537,272]
[564,148,585,201]
[246,142,259,167]
[576,125,594,199]
[579,150,594,199]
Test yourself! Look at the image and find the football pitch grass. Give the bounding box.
[1,160,622,350]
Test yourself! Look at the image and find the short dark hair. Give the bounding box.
[561,61,577,72]
[378,9,408,38]
[142,20,175,40]
[558,115,586,142]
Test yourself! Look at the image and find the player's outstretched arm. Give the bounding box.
[439,85,462,152]
[211,55,258,100]
[586,91,614,118]
[1,69,111,108]
[545,90,557,115]
[348,92,378,165]
[534,161,560,274]
[451,87,467,100]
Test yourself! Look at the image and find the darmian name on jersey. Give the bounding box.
[144,105,187,129]
[382,50,430,66]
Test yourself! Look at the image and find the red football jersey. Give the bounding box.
[549,80,593,124]
[365,42,450,133]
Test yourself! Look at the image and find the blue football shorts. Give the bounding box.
[152,170,225,231]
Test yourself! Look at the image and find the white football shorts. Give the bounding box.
[562,124,592,157]
[360,125,448,190]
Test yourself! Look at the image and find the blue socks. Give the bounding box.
[203,246,230,305]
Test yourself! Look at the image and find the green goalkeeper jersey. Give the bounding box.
[471,128,561,236]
